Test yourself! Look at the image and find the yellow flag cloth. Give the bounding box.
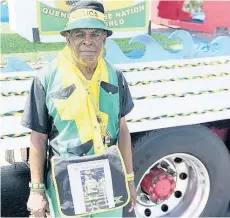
[56,46,109,154]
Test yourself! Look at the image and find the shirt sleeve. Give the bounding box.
[119,72,134,118]
[21,76,50,134]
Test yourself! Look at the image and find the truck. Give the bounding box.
[0,0,230,211]
[1,30,230,217]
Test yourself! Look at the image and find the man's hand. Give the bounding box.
[27,192,49,217]
[128,181,137,213]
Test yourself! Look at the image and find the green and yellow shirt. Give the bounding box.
[21,47,134,157]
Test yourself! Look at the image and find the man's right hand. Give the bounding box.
[27,192,49,217]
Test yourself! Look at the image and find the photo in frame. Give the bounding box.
[67,159,115,215]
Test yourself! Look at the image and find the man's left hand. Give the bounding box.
[128,181,137,213]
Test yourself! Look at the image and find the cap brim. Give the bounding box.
[60,18,113,37]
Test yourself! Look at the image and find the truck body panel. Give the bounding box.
[1,56,230,149]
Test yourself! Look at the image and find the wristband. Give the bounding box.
[30,188,46,193]
[127,172,134,182]
[127,177,134,182]
[29,182,45,190]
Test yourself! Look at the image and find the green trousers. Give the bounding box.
[46,171,123,218]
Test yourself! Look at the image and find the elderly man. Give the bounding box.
[21,0,136,217]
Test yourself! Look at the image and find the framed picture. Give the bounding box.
[67,159,115,215]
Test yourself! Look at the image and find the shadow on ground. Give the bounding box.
[1,162,30,217]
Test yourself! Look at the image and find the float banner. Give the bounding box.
[37,1,149,35]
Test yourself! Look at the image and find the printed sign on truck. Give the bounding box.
[37,0,150,36]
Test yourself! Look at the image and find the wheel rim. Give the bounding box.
[135,153,210,217]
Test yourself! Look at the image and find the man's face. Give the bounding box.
[66,29,107,66]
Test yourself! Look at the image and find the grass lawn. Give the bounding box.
[1,33,182,54]
[1,32,182,65]
[1,34,66,54]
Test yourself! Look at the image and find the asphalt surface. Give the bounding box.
[227,207,230,217]
[1,162,30,217]
[1,151,230,217]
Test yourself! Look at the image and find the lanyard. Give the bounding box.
[78,73,113,146]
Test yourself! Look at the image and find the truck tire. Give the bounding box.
[126,125,230,217]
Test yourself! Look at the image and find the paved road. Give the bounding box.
[227,208,230,217]
[1,162,30,217]
[1,149,30,217]
[1,150,230,217]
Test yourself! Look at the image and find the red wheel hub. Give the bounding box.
[141,168,176,203]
